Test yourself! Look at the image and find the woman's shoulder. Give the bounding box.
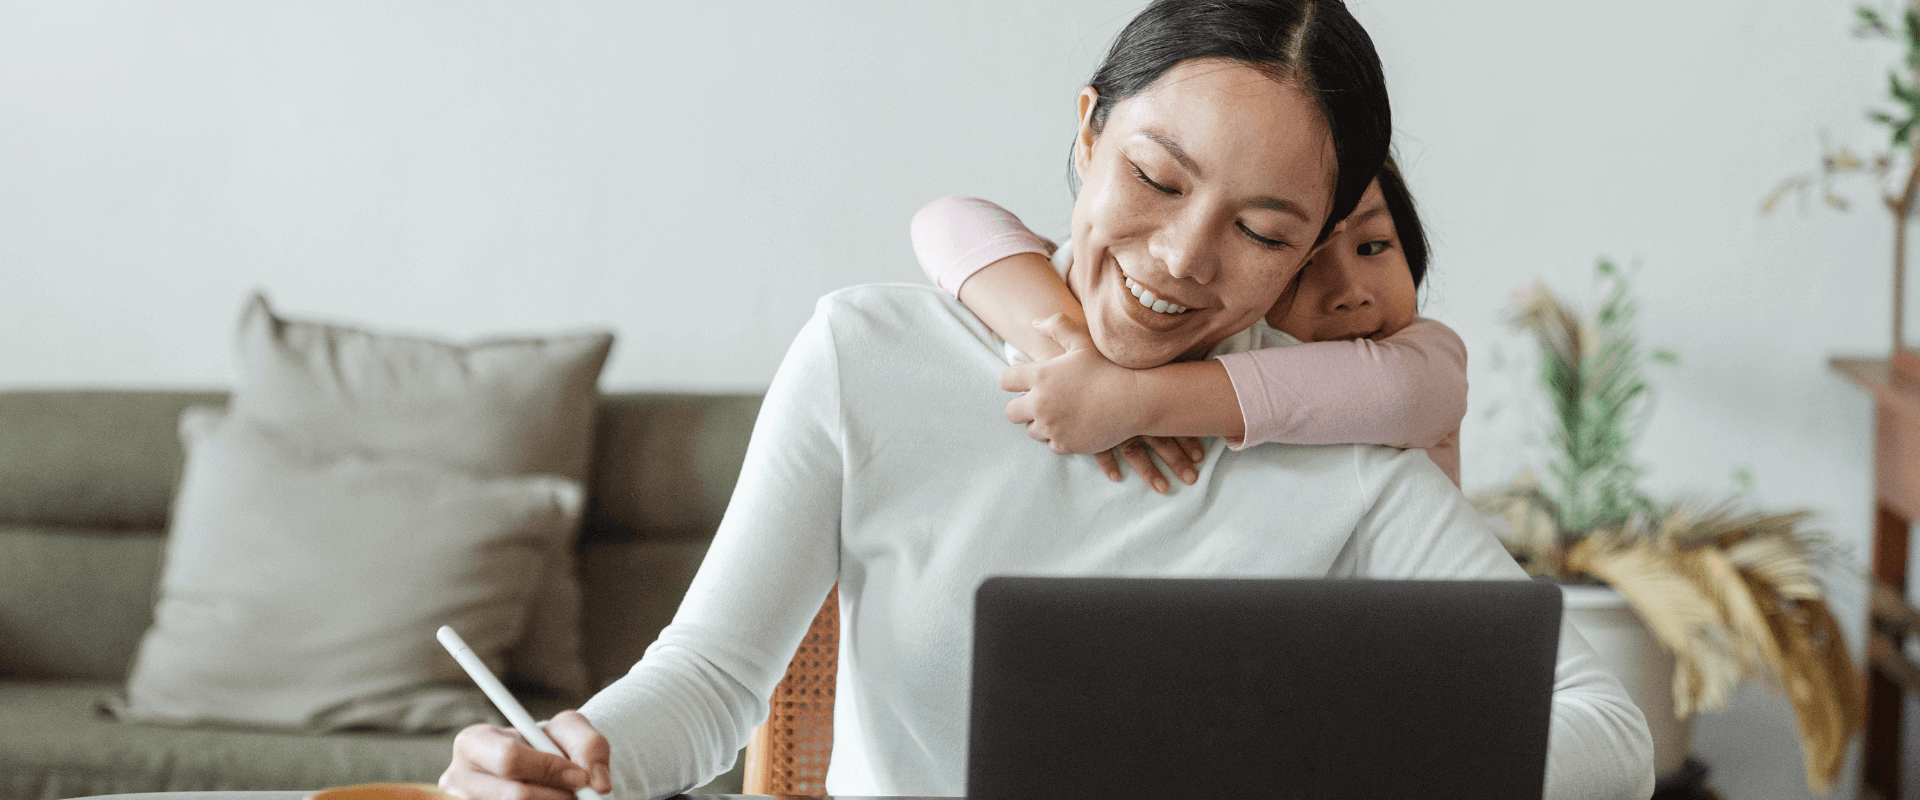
[817,282,962,320]
[812,283,1001,354]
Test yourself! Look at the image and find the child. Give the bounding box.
[910,156,1465,490]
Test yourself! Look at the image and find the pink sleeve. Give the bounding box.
[910,196,1056,297]
[1216,317,1468,485]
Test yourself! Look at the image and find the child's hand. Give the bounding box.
[1094,436,1206,493]
[1000,314,1206,492]
[1001,314,1152,456]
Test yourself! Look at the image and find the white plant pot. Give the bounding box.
[1560,583,1695,780]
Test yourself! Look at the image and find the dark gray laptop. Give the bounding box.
[966,577,1563,800]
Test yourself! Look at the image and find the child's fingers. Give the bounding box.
[1177,436,1205,464]
[1117,438,1169,494]
[1032,313,1096,352]
[1142,436,1198,485]
[1004,394,1036,426]
[1093,449,1124,481]
[999,362,1038,394]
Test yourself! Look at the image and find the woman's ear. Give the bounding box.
[1073,87,1100,177]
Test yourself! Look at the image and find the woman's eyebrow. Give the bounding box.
[1140,129,1203,176]
[1139,128,1311,223]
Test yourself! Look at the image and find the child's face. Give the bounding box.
[1264,179,1417,342]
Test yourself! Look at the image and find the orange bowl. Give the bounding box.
[305,783,456,800]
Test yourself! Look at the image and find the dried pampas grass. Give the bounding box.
[1482,271,1860,792]
[1516,500,1860,792]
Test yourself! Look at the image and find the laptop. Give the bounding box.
[966,577,1563,800]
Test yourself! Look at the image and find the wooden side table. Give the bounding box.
[1833,355,1920,800]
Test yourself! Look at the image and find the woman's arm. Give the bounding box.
[447,302,848,800]
[580,305,848,799]
[1339,448,1656,800]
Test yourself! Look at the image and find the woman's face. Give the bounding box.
[1067,59,1336,369]
[1266,180,1418,342]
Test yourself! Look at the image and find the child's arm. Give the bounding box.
[913,199,1468,485]
[1212,318,1467,449]
[1009,317,1468,485]
[912,197,1201,490]
[911,197,1079,361]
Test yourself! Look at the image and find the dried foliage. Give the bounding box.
[1471,270,1861,792]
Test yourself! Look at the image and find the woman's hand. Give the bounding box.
[1001,314,1204,492]
[1094,436,1206,494]
[441,710,612,800]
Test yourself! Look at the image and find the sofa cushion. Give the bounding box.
[0,392,225,530]
[228,295,613,700]
[115,409,581,732]
[0,680,738,800]
[578,540,711,691]
[584,394,762,547]
[0,526,163,680]
[1,680,460,799]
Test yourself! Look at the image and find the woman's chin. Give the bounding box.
[1087,315,1187,369]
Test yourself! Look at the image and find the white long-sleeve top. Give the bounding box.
[579,284,1655,800]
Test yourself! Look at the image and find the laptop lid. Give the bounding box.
[966,577,1563,800]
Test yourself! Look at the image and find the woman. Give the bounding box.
[442,3,1655,799]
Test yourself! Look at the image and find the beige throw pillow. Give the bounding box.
[228,295,612,698]
[116,408,583,732]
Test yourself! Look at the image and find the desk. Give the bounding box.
[74,794,955,800]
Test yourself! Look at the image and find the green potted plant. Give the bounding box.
[1472,261,1862,793]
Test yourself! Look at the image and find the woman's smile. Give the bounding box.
[1066,59,1335,368]
[1122,276,1193,314]
[1112,268,1194,333]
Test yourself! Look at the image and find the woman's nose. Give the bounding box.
[1149,217,1218,284]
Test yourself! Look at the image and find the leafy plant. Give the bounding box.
[1765,2,1920,348]
[1858,4,1920,146]
[1510,260,1666,537]
[1473,263,1860,793]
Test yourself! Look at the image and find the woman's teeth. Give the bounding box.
[1124,277,1190,314]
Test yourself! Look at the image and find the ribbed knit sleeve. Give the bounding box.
[1337,447,1656,799]
[578,297,845,800]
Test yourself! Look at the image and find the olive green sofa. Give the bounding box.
[0,390,762,800]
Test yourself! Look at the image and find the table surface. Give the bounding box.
[77,794,955,800]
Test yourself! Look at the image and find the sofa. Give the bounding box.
[0,389,764,800]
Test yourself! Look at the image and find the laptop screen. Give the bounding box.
[966,577,1562,800]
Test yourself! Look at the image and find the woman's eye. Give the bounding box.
[1357,240,1390,256]
[1130,163,1178,195]
[1238,223,1290,250]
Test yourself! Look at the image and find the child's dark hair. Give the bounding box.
[1074,0,1391,244]
[1376,154,1430,290]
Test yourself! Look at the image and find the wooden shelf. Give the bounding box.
[1835,355,1920,800]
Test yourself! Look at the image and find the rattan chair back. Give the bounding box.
[742,586,838,795]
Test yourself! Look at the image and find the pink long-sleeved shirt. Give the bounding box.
[910,196,1464,485]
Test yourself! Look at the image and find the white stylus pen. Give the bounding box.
[438,625,605,800]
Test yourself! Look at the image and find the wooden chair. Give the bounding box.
[742,586,839,795]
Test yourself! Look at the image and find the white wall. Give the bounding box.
[1362,3,1886,797]
[0,1,1898,797]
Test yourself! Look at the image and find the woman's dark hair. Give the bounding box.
[1075,0,1391,245]
[1376,153,1429,290]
